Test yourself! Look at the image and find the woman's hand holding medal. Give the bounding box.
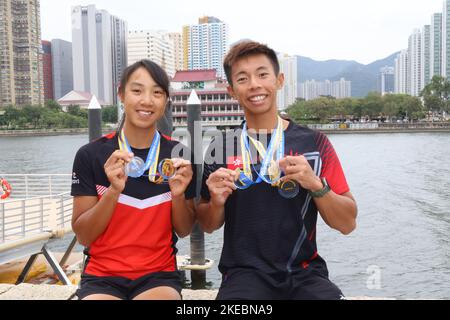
[206,168,238,207]
[278,156,323,193]
[168,158,193,198]
[104,150,134,194]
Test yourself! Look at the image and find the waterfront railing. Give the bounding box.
[0,174,71,200]
[0,175,74,284]
[0,192,72,244]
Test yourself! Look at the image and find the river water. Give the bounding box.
[0,132,449,299]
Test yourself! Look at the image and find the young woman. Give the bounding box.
[71,60,196,300]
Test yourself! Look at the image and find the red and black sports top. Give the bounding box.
[71,132,196,280]
[201,121,350,278]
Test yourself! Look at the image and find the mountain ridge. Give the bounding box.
[297,52,399,97]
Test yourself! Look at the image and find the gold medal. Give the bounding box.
[234,168,253,190]
[278,180,300,199]
[267,160,281,186]
[154,175,165,185]
[158,159,176,179]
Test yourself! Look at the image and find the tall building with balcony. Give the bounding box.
[128,30,176,77]
[51,39,73,100]
[0,0,44,107]
[182,17,229,79]
[71,5,127,106]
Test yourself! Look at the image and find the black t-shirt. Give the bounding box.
[201,121,350,278]
[71,132,196,280]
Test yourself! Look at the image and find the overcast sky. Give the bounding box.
[41,0,444,64]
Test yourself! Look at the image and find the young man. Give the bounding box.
[196,41,358,300]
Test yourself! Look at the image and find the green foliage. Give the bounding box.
[102,106,118,124]
[420,75,450,113]
[45,99,62,112]
[286,92,426,123]
[0,103,99,130]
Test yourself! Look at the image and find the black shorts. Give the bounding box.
[76,271,183,300]
[216,268,344,300]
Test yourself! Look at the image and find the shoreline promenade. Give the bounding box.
[0,122,449,137]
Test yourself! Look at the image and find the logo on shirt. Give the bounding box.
[227,156,243,170]
[72,172,80,185]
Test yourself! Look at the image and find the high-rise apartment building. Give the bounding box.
[182,16,229,79]
[0,0,44,107]
[168,32,183,72]
[394,3,450,97]
[71,5,127,105]
[421,25,431,88]
[430,13,442,79]
[51,39,73,100]
[379,66,395,95]
[0,0,15,106]
[128,30,176,77]
[332,78,352,99]
[111,15,128,101]
[442,0,450,78]
[41,40,53,101]
[408,29,422,97]
[277,53,298,110]
[299,79,351,101]
[394,50,409,94]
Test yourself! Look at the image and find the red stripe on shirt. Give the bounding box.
[85,198,176,280]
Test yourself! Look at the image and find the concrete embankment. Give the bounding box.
[321,128,450,134]
[0,128,112,137]
[0,129,90,137]
[0,284,218,300]
[1,125,450,137]
[0,284,394,300]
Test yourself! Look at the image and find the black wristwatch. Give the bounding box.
[309,177,331,198]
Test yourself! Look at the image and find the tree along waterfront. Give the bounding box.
[0,100,118,130]
[3,90,450,131]
[287,77,450,124]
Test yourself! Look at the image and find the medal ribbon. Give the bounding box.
[118,129,161,182]
[241,117,285,185]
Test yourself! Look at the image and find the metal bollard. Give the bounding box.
[186,90,206,288]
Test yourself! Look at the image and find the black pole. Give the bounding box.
[186,90,206,289]
[88,95,102,142]
[157,101,174,136]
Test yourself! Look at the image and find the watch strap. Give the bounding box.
[309,178,331,198]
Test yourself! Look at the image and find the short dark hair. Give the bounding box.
[223,41,280,86]
[118,59,170,98]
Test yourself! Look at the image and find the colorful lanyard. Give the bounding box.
[118,129,161,182]
[241,117,285,185]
